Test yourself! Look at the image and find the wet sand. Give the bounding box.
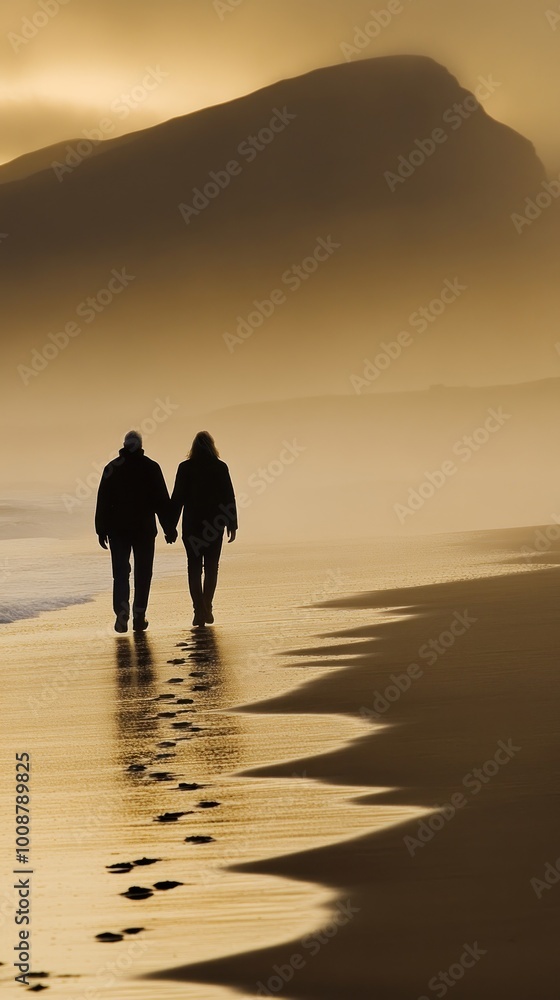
[158,566,560,998]
[0,556,417,999]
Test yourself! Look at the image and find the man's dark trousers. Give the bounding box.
[109,534,155,624]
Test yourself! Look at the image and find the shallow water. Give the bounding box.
[0,530,538,997]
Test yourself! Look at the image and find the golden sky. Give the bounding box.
[1,0,559,169]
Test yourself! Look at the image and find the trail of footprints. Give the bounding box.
[98,634,221,944]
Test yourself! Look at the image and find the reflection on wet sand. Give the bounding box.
[2,547,423,1000]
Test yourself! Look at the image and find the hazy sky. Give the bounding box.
[1,0,559,170]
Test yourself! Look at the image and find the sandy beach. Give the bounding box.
[158,563,560,998]
[0,540,417,999]
[1,532,559,998]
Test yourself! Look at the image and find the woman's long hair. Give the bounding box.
[188,430,220,461]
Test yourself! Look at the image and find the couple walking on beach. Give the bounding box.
[95,430,237,632]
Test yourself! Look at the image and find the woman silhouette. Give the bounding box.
[170,432,237,626]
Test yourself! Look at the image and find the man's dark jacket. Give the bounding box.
[95,448,171,538]
[170,457,238,538]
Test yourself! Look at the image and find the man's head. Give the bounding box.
[123,430,143,453]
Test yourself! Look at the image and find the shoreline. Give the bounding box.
[0,520,553,628]
[153,566,560,998]
[0,564,396,998]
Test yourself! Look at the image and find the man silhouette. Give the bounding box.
[95,430,176,633]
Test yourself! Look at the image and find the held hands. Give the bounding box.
[227,527,237,543]
[98,534,109,550]
[165,528,178,545]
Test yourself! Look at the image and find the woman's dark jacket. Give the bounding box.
[170,457,238,539]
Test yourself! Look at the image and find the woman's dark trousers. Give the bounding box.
[184,532,223,615]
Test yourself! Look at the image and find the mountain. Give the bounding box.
[2,55,559,427]
[0,56,548,264]
[0,135,125,184]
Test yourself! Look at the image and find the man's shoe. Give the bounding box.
[114,616,129,634]
[133,617,149,632]
[204,603,214,624]
[192,611,206,627]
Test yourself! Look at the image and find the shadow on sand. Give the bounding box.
[150,568,560,999]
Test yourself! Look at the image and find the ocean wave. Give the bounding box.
[0,595,93,624]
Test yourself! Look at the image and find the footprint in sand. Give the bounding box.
[154,753,176,760]
[175,698,194,705]
[189,671,206,678]
[106,863,134,874]
[157,711,177,718]
[171,721,193,729]
[167,678,184,684]
[155,811,188,822]
[148,772,174,781]
[157,741,176,748]
[178,782,204,791]
[154,694,176,701]
[127,764,147,772]
[107,858,161,875]
[96,932,124,942]
[153,881,183,891]
[123,927,145,934]
[167,658,187,665]
[197,801,220,809]
[184,835,214,844]
[122,886,153,900]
